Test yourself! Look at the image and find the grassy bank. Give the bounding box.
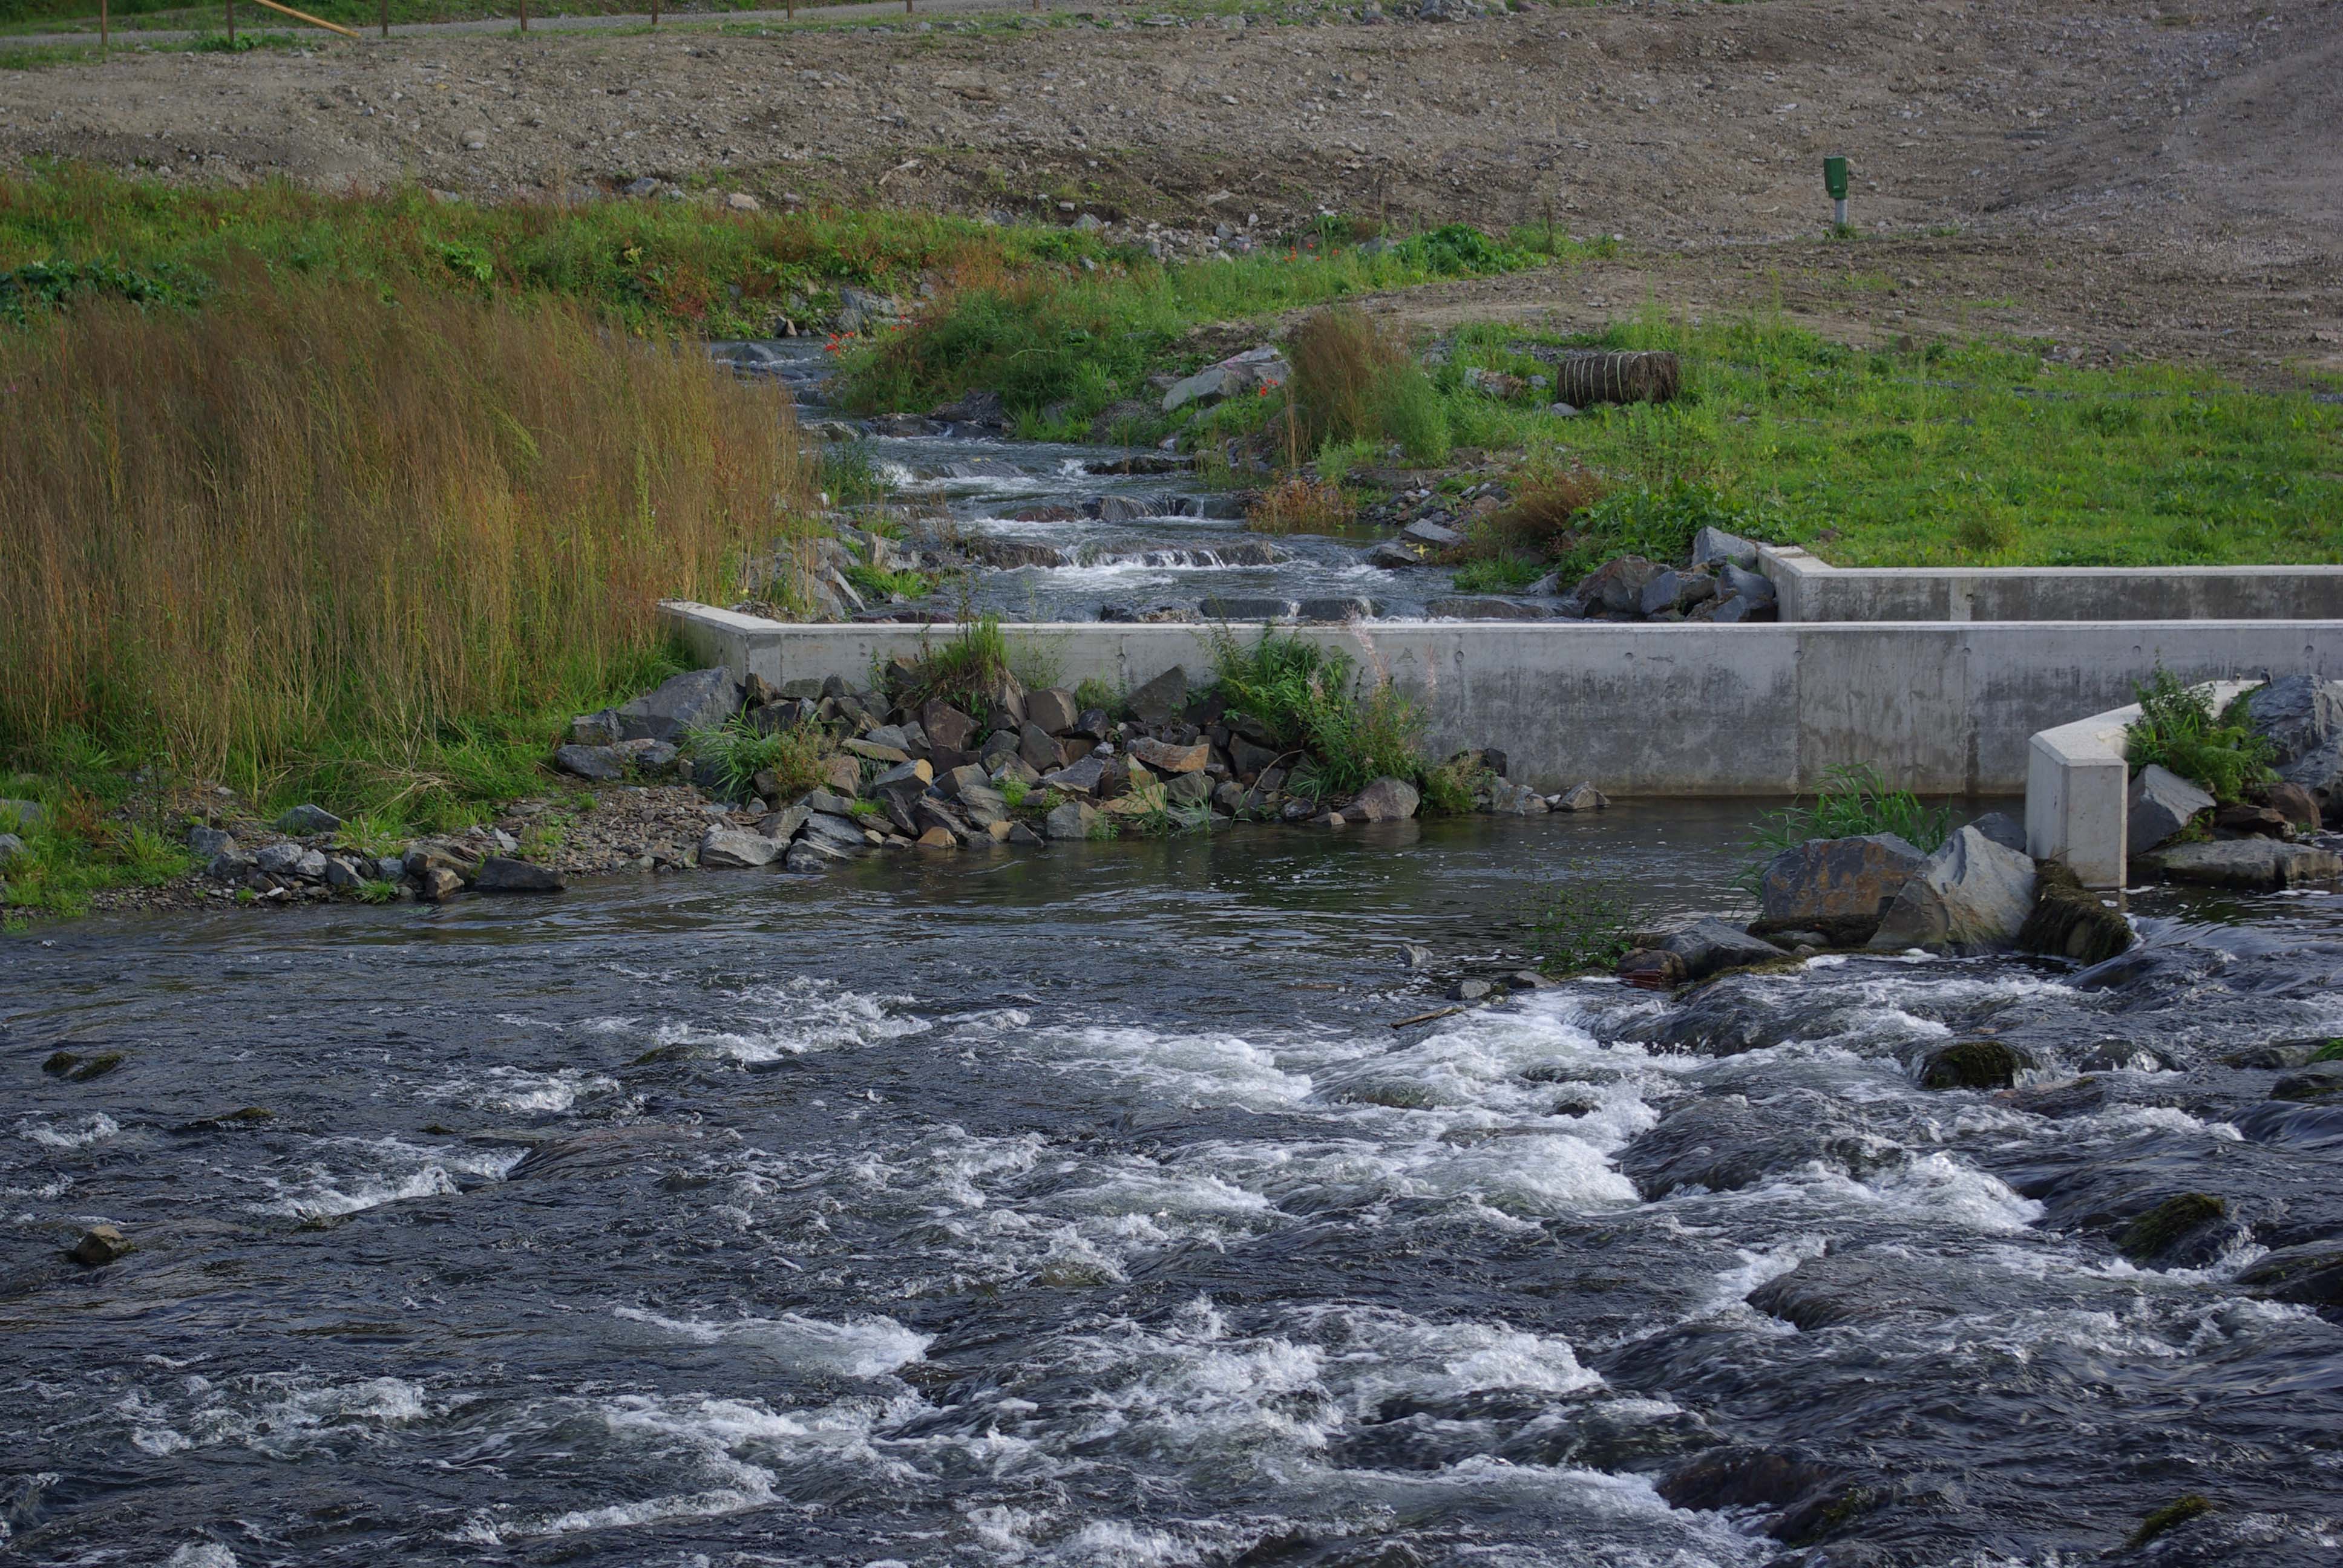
[0,265,812,916]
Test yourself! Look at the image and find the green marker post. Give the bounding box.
[1823,156,1850,230]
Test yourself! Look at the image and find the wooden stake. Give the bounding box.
[650,0,659,24]
[519,0,527,32]
[380,0,387,38]
[246,0,364,38]
[100,0,110,51]
[226,0,235,44]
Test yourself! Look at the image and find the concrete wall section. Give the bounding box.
[661,604,2343,795]
[1760,545,2343,624]
[2024,680,2256,887]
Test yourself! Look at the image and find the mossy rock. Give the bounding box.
[2236,1243,2343,1307]
[1919,1039,2033,1090]
[43,1049,126,1082]
[2127,1494,2213,1550]
[2116,1192,2227,1265]
[2016,864,2134,965]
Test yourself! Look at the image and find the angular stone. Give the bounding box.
[254,842,306,875]
[1201,594,1299,622]
[70,1224,133,1266]
[1574,555,1666,616]
[568,710,623,746]
[1719,563,1778,607]
[1027,688,1080,736]
[1708,593,1777,624]
[1691,526,1760,571]
[920,700,977,754]
[2270,1062,2343,1102]
[783,841,838,872]
[1553,782,1607,812]
[819,755,862,794]
[1008,823,1046,847]
[0,798,45,831]
[2127,763,2214,854]
[1229,735,1284,779]
[2266,781,2323,829]
[2146,839,2343,890]
[1126,667,1189,726]
[278,803,342,835]
[1400,519,1465,550]
[1919,1040,2033,1090]
[324,856,364,889]
[418,866,464,901]
[1070,708,1115,743]
[1363,540,1425,569]
[800,813,872,854]
[1043,800,1098,840]
[1486,779,1550,815]
[616,667,742,743]
[1044,756,1109,795]
[1019,722,1065,773]
[844,737,912,765]
[1126,736,1209,774]
[1867,827,2039,952]
[1659,918,1787,981]
[1755,833,1929,946]
[936,763,990,799]
[916,826,958,849]
[698,828,780,869]
[759,802,811,841]
[1349,777,1421,822]
[206,848,251,881]
[1297,597,1375,623]
[554,743,625,781]
[1617,948,1688,990]
[1964,811,2028,853]
[186,826,237,858]
[474,855,567,892]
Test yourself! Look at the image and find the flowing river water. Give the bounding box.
[7,809,2343,1567]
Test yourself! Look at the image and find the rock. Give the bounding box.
[2145,839,2343,890]
[1919,1039,2032,1089]
[759,802,811,841]
[1660,918,1788,981]
[206,848,251,880]
[844,737,912,766]
[725,191,761,212]
[1200,595,1299,622]
[1690,526,1760,570]
[782,842,836,873]
[2266,780,2323,829]
[920,700,977,754]
[277,803,342,834]
[1045,756,1109,796]
[554,743,626,781]
[2237,1242,2343,1308]
[568,710,623,746]
[1016,722,1066,773]
[1043,801,1098,840]
[1349,777,1420,822]
[1363,540,1425,569]
[2126,763,2214,852]
[1867,827,2038,952]
[1161,347,1288,412]
[1486,780,1550,814]
[186,826,236,858]
[1963,811,2028,853]
[474,856,566,892]
[2244,675,2343,809]
[417,866,464,902]
[1126,737,1209,774]
[1127,667,1190,726]
[1070,708,1115,742]
[0,797,44,830]
[2213,800,2290,837]
[253,843,306,876]
[1297,596,1375,623]
[618,739,680,774]
[800,813,872,855]
[1400,519,1466,550]
[1754,833,1929,947]
[2115,1193,2229,1265]
[1027,688,1080,735]
[323,856,363,889]
[1571,555,1666,615]
[1617,948,1688,990]
[1719,563,1778,607]
[916,826,958,849]
[1553,782,1607,812]
[1707,593,1777,624]
[0,832,27,871]
[1637,569,1716,618]
[2271,1062,2343,1102]
[819,755,862,794]
[1424,596,1554,621]
[70,1224,133,1266]
[2016,864,2135,964]
[937,763,991,799]
[615,667,744,743]
[1008,823,1046,847]
[1450,978,1494,1001]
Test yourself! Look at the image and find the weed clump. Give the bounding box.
[1207,626,1426,799]
[1247,474,1355,535]
[1743,763,1954,886]
[1526,868,1635,975]
[687,713,833,805]
[1286,308,1450,465]
[2125,668,2274,802]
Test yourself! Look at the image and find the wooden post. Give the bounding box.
[226,0,235,44]
[650,0,658,24]
[380,0,387,38]
[519,0,526,31]
[101,0,110,51]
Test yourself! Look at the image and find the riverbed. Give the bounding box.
[6,809,2341,1565]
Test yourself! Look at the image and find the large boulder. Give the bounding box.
[1573,555,1666,616]
[2126,763,2214,853]
[1126,737,1208,774]
[1868,827,2039,952]
[1691,526,1760,571]
[1127,667,1189,727]
[1027,688,1080,736]
[2246,674,2343,814]
[1660,918,1786,981]
[1349,777,1421,823]
[616,667,744,743]
[1754,833,1930,947]
[473,856,566,892]
[2145,839,2343,891]
[554,743,626,782]
[698,828,781,869]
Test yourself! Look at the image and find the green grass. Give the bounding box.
[1415,311,2341,567]
[0,764,197,921]
[1525,867,1634,976]
[2125,668,2274,803]
[1742,762,1955,887]
[686,711,831,803]
[1206,624,1428,799]
[844,562,932,602]
[0,0,870,36]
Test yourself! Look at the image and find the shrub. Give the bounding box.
[896,615,1012,713]
[1743,763,1955,886]
[1247,474,1355,535]
[2125,668,2275,802]
[687,713,830,804]
[1527,869,1635,975]
[1286,307,1450,465]
[1207,626,1427,799]
[1419,753,1492,817]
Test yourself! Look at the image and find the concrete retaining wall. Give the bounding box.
[660,603,2342,796]
[2024,681,2256,888]
[1760,545,2343,624]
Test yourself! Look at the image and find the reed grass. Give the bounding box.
[0,266,813,827]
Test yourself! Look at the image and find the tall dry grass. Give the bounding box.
[1284,307,1450,465]
[0,269,809,805]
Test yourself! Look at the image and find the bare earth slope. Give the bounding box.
[4,0,2337,374]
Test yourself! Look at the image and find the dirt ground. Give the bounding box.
[4,0,2339,378]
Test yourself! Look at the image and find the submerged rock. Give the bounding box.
[1919,1039,2033,1089]
[2114,1192,2229,1265]
[1658,918,1785,982]
[2144,839,2343,890]
[70,1224,133,1267]
[2237,1242,2343,1308]
[2016,863,2135,964]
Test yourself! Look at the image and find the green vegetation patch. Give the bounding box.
[2125,668,2275,802]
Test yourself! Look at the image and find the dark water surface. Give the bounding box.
[6,809,2342,1567]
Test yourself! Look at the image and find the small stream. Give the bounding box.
[727,339,1458,622]
[6,808,2342,1565]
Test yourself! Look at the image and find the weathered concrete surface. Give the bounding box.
[1761,546,2343,624]
[661,605,2342,797]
